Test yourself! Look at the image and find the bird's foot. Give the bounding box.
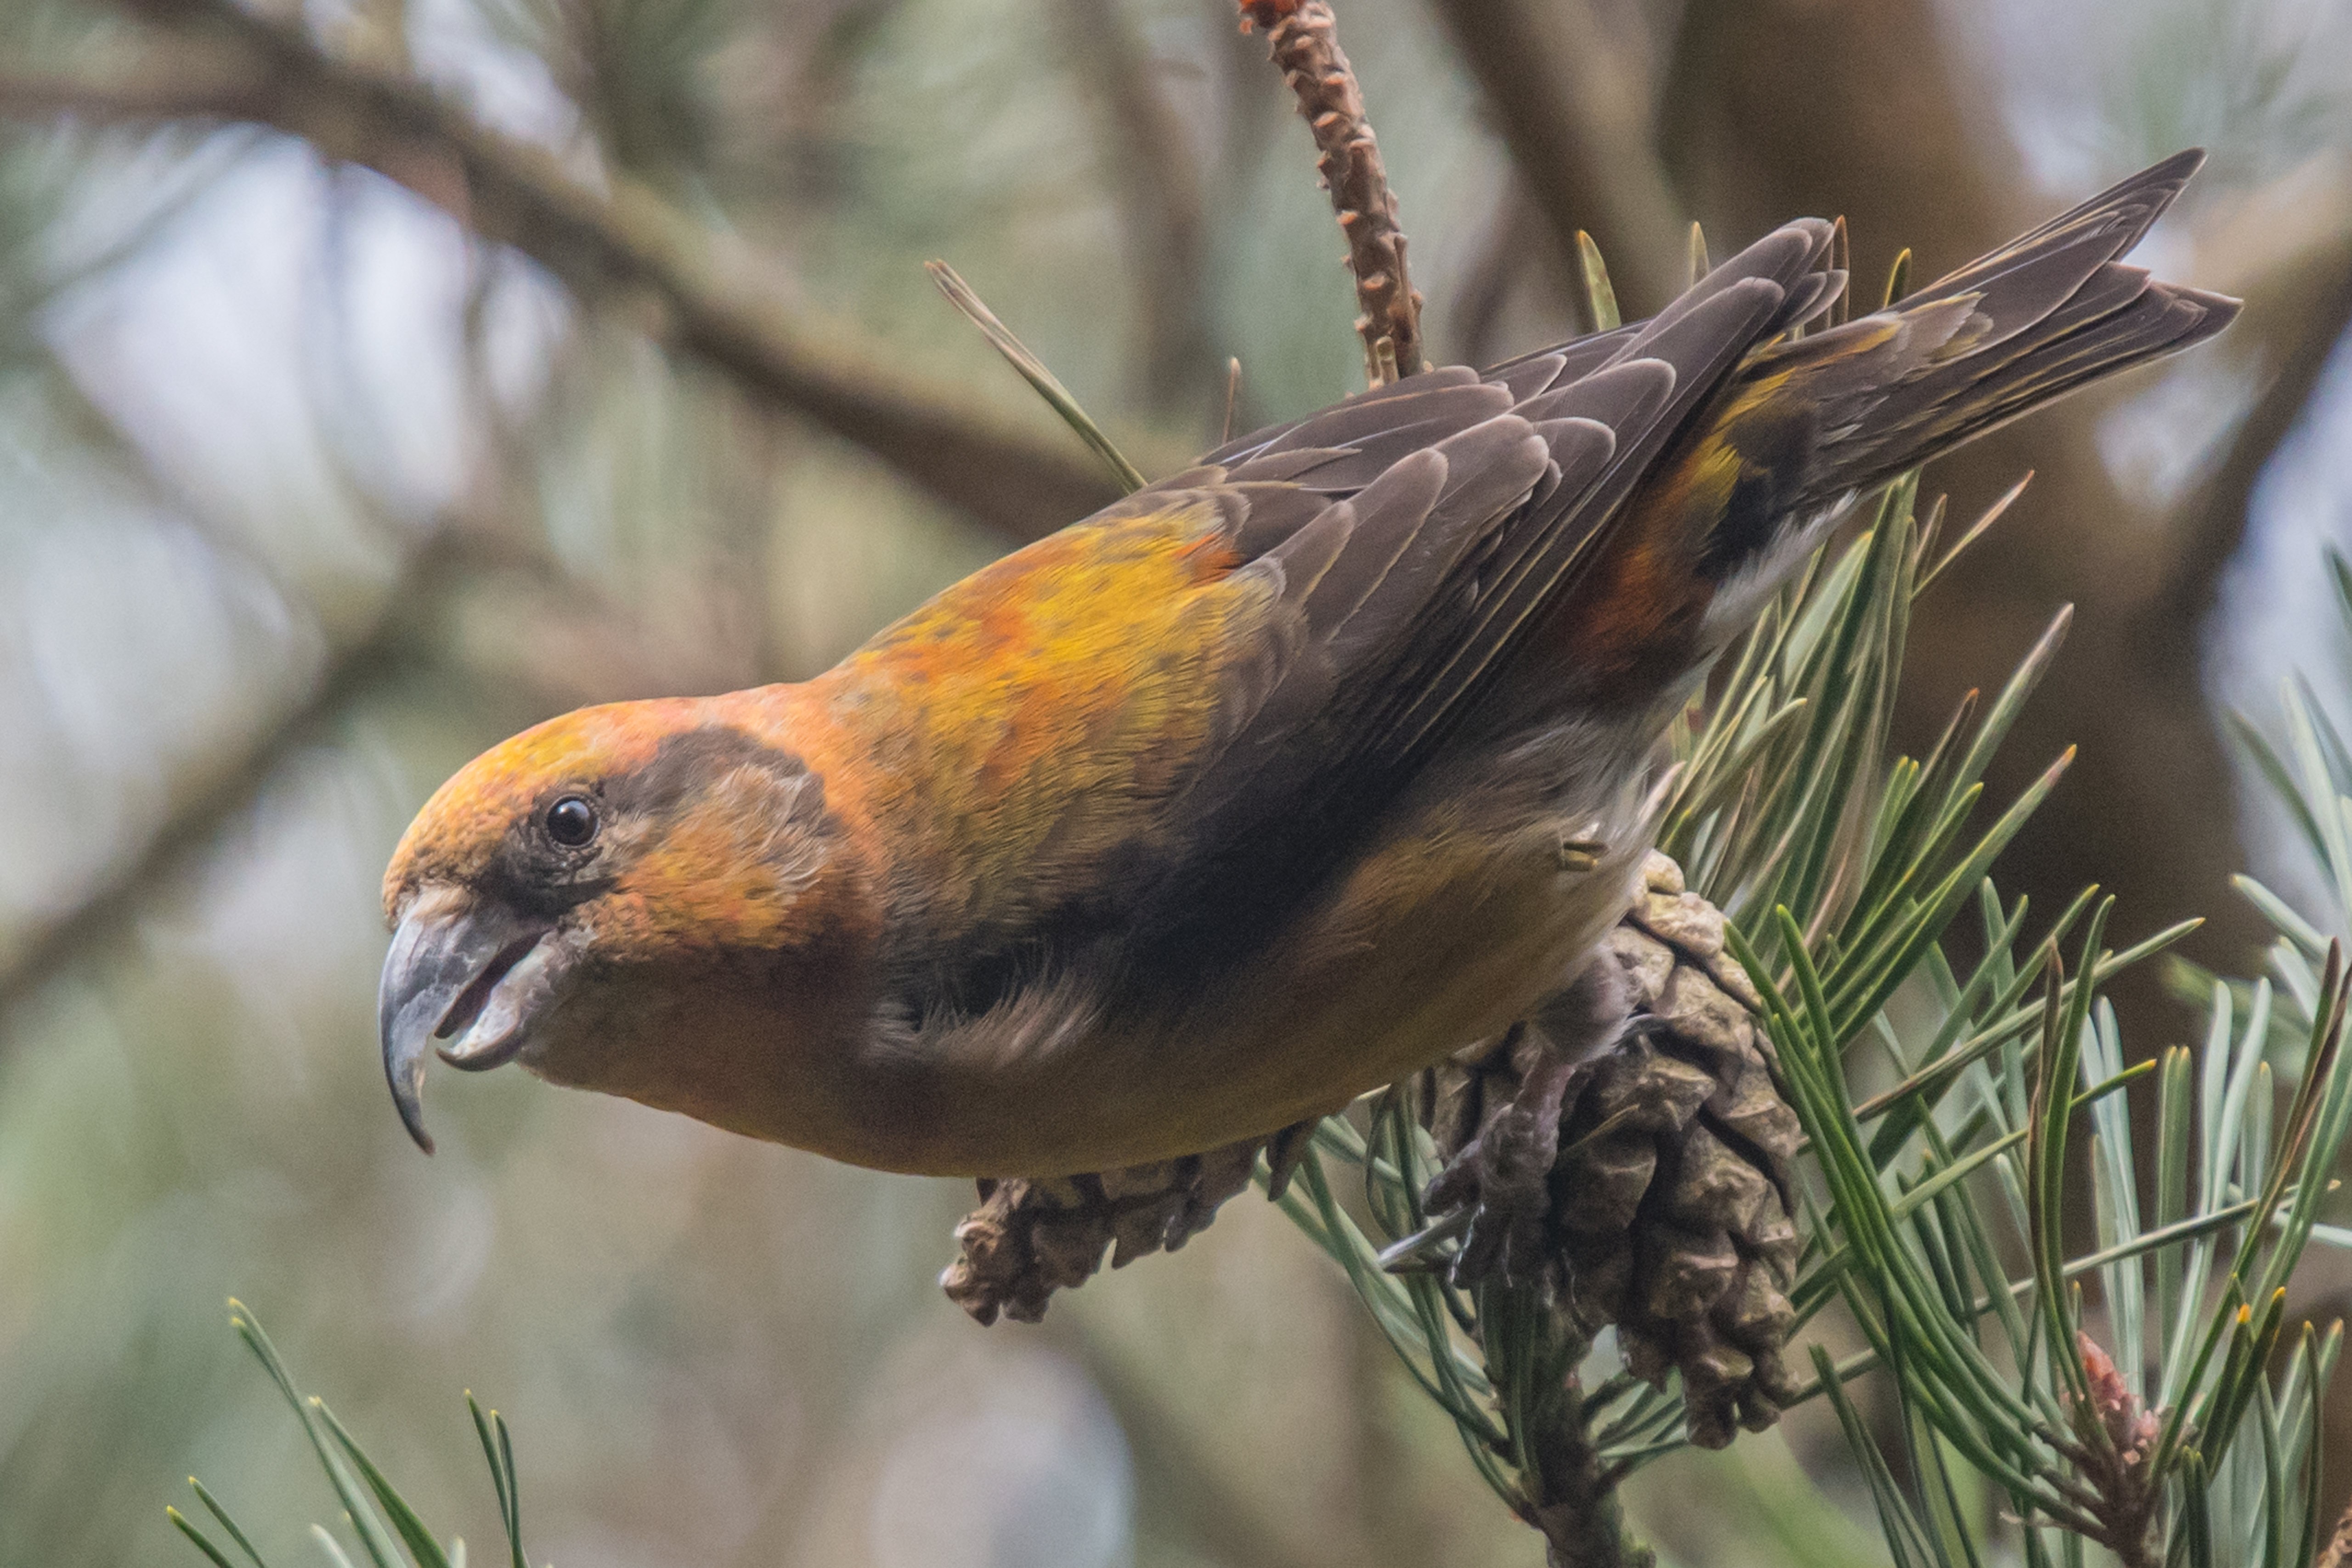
[1396,960,1643,1288]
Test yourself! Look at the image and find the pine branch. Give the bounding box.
[0,15,1125,545]
[1238,0,1424,385]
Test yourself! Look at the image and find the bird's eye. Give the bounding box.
[545,794,599,848]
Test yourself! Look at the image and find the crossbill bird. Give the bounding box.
[380,153,2233,1189]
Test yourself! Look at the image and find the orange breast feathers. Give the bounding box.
[801,496,1272,944]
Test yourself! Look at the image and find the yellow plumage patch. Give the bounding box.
[811,498,1261,941]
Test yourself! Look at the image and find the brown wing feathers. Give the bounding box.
[1174,154,2235,804]
[1097,153,2230,986]
[1378,220,1841,755]
[1143,215,1843,843]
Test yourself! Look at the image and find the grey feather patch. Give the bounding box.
[1524,418,1619,512]
[1329,424,1550,666]
[1619,221,1825,345]
[1258,384,1514,461]
[1518,358,1678,430]
[1265,501,1361,619]
[1492,353,1569,402]
[1199,366,1486,467]
[1133,464,1227,495]
[1296,452,1449,634]
[1776,268,1847,334]
[1229,447,1362,483]
[1227,482,1351,559]
[1618,278,1791,384]
[1484,322,1642,388]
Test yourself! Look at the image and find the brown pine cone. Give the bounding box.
[940,1126,1315,1324]
[1427,851,1804,1449]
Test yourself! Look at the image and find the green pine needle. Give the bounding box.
[1576,231,1621,332]
[175,1306,534,1568]
[926,260,1149,494]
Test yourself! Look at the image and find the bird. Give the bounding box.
[379,152,2235,1210]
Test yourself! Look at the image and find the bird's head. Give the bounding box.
[378,695,865,1153]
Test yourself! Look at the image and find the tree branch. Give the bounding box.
[0,498,767,1027]
[0,526,458,1025]
[0,17,1125,545]
[1423,0,1685,321]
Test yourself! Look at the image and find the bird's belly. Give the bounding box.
[842,777,1652,1176]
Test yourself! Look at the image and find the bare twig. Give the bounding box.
[1238,0,1423,385]
[1425,0,1685,320]
[0,22,1125,545]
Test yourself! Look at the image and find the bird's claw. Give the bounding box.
[1405,960,1649,1288]
[1427,1047,1583,1285]
[1375,1206,1471,1273]
[1442,1126,1556,1285]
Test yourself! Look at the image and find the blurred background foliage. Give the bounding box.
[0,0,2350,1563]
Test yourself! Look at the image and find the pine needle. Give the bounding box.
[926,260,1148,494]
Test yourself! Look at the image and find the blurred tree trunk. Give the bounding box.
[1658,0,2267,1023]
[1427,0,1686,320]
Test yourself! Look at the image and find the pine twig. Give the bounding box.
[1522,1369,1651,1568]
[1238,0,1424,386]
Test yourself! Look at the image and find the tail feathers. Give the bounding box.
[1866,279,2236,469]
[1754,150,2239,506]
[1906,147,2205,314]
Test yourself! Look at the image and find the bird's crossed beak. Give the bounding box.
[379,885,565,1153]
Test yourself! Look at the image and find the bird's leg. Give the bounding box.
[1421,957,1638,1287]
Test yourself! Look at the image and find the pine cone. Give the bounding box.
[940,1126,1314,1324]
[1428,851,1804,1449]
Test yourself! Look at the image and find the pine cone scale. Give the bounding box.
[1429,850,1804,1449]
